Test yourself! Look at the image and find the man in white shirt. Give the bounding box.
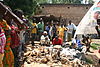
[67,20,76,41]
[40,31,50,46]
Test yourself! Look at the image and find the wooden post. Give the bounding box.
[0,2,24,26]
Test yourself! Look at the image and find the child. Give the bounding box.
[18,28,25,61]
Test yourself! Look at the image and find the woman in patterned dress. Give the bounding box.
[0,19,14,67]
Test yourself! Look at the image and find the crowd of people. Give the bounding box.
[31,18,77,45]
[31,17,94,54]
[1,2,100,67]
[0,9,31,67]
[0,8,96,67]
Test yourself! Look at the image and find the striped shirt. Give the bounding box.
[0,26,6,53]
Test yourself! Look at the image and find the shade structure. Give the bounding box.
[74,0,100,38]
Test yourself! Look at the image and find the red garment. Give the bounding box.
[52,38,62,45]
[99,49,100,53]
[10,25,20,48]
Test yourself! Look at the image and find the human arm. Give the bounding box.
[41,35,45,40]
[72,23,77,30]
[59,38,63,45]
[64,27,68,31]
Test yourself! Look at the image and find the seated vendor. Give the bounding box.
[72,35,83,48]
[52,35,62,45]
[72,35,83,51]
[40,31,50,46]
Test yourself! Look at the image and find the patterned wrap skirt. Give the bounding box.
[3,35,14,67]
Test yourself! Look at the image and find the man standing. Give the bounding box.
[37,18,44,40]
[31,19,37,46]
[51,24,57,40]
[58,24,67,42]
[67,20,76,41]
[45,24,50,36]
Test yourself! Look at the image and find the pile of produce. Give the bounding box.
[23,45,95,67]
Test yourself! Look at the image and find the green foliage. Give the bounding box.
[2,0,93,16]
[3,0,40,16]
[86,58,93,64]
[36,0,48,4]
[91,43,100,50]
[51,0,81,4]
[89,0,94,4]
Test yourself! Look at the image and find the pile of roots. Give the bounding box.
[23,45,96,67]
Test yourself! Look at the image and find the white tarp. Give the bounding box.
[75,0,100,37]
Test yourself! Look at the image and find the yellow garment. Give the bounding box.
[0,20,11,30]
[31,23,37,33]
[58,27,67,41]
[0,53,4,67]
[56,25,59,34]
